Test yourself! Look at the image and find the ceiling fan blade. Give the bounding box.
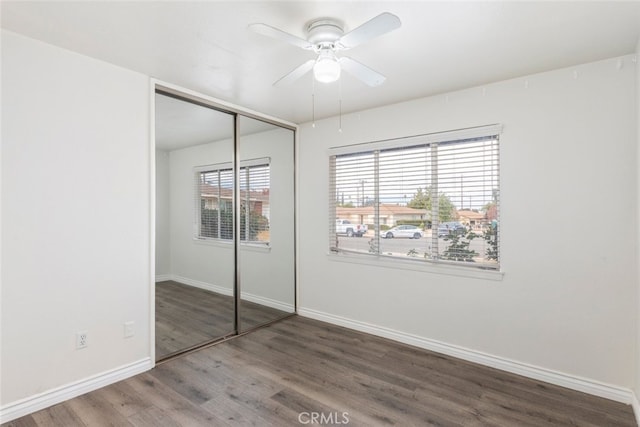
[274,59,315,86]
[338,57,386,87]
[248,23,313,50]
[337,12,401,50]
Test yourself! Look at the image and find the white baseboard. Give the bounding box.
[298,307,634,405]
[242,292,294,312]
[160,274,293,311]
[169,275,233,297]
[631,391,640,426]
[155,274,172,282]
[0,358,152,424]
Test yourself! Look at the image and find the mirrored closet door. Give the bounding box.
[155,93,236,359]
[238,116,296,332]
[154,89,296,361]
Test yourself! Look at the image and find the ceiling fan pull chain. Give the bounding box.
[311,77,316,128]
[339,98,342,133]
[338,78,343,133]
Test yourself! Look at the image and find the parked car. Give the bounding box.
[380,225,423,239]
[437,222,466,237]
[335,219,368,237]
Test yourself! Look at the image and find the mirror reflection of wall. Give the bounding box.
[155,90,297,361]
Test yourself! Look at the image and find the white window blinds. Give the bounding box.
[329,125,500,270]
[239,162,270,243]
[198,166,234,240]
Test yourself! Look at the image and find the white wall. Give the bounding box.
[166,127,295,307]
[298,55,637,392]
[155,150,171,277]
[1,30,151,410]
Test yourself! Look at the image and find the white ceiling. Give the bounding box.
[3,1,640,125]
[155,93,280,151]
[155,93,234,151]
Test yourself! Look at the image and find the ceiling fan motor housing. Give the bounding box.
[307,19,344,48]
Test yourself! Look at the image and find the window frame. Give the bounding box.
[328,125,502,277]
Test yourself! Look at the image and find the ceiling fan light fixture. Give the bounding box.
[313,52,341,83]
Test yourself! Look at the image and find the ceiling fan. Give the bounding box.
[249,12,401,87]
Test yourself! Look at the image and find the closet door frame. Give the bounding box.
[150,81,298,362]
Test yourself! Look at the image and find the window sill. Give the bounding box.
[327,251,504,281]
[193,238,271,253]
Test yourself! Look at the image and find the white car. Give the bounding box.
[380,225,423,239]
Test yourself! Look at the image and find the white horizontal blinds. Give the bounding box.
[328,125,500,270]
[198,170,215,238]
[331,151,374,253]
[218,169,234,239]
[240,163,270,243]
[197,167,234,240]
[329,155,337,250]
[378,144,431,256]
[434,136,499,268]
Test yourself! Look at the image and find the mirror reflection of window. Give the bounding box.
[195,160,271,245]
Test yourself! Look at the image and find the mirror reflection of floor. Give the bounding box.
[155,280,289,360]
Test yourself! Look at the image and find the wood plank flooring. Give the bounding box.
[156,280,290,359]
[4,315,636,426]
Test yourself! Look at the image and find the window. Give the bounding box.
[329,125,500,270]
[196,158,270,245]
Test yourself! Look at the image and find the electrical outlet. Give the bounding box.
[124,321,135,338]
[76,331,88,349]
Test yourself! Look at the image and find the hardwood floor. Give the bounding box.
[4,315,636,426]
[156,280,290,359]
